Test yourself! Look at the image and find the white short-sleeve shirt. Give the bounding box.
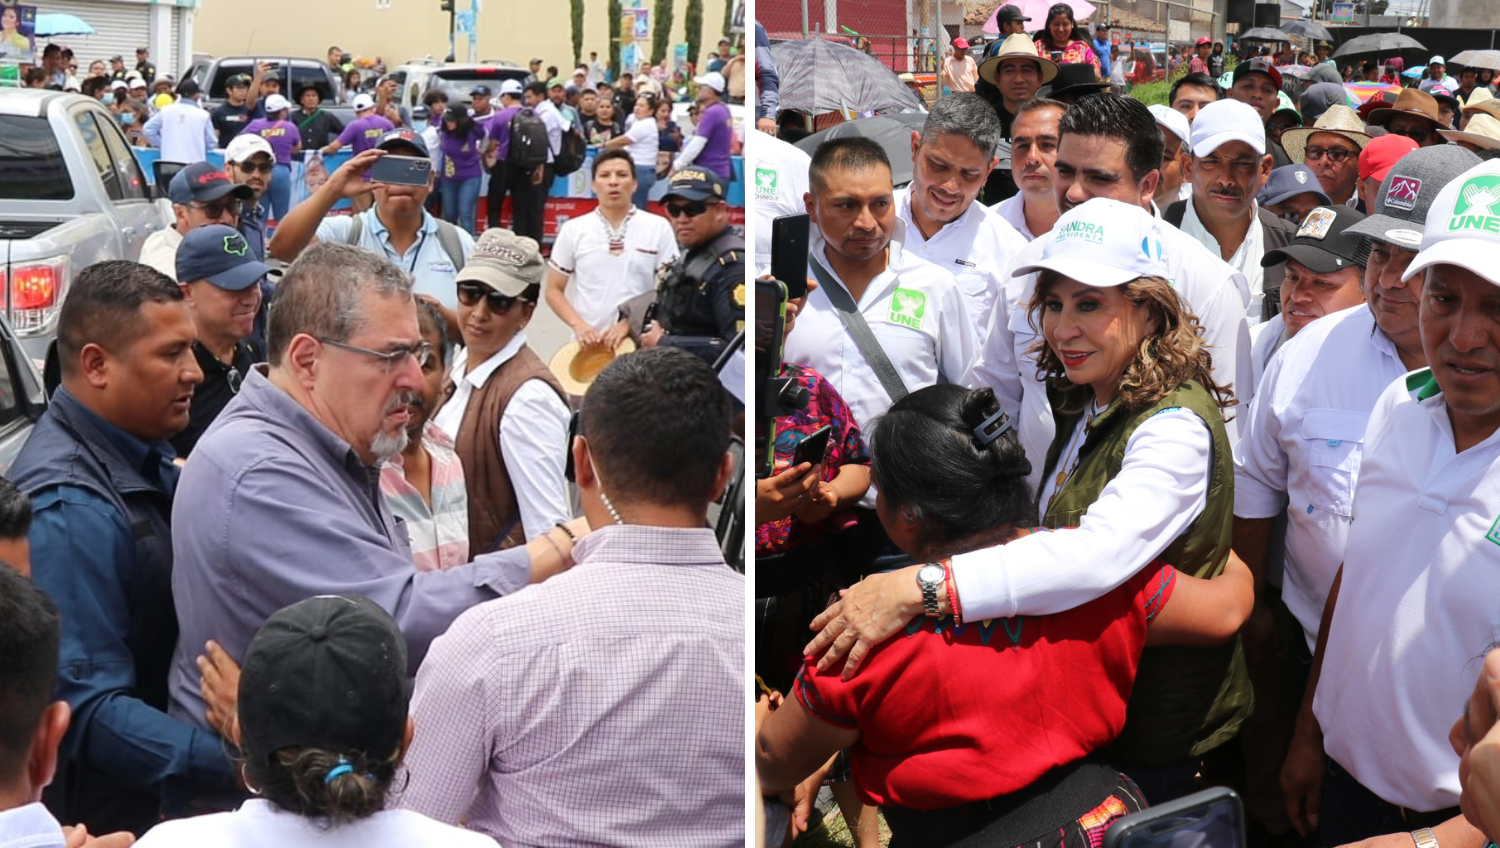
[1315,371,1500,812]
[748,129,811,275]
[132,799,498,848]
[1233,304,1410,651]
[548,208,679,334]
[896,186,1028,341]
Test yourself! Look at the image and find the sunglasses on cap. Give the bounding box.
[664,199,719,218]
[456,282,524,313]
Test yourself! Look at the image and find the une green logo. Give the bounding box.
[888,287,926,330]
[1454,175,1500,216]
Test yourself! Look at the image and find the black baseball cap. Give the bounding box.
[238,596,411,771]
[995,4,1030,22]
[167,162,255,205]
[471,84,493,96]
[1261,205,1369,273]
[176,225,273,291]
[175,79,201,97]
[1233,57,1283,89]
[226,74,251,88]
[376,128,428,157]
[661,167,727,202]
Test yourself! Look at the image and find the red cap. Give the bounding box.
[953,37,970,49]
[1196,37,1211,46]
[1359,133,1418,182]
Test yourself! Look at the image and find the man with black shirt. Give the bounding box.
[210,67,267,149]
[484,80,526,231]
[975,33,1057,204]
[290,84,342,149]
[134,47,155,84]
[470,85,496,120]
[172,226,273,456]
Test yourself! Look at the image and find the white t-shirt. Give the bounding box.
[548,208,678,333]
[620,115,659,172]
[896,186,1028,340]
[747,129,811,276]
[1315,371,1500,812]
[1234,305,1410,652]
[783,224,980,506]
[133,799,498,848]
[973,218,1252,498]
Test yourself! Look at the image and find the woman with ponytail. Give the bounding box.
[135,596,497,846]
[757,381,1253,847]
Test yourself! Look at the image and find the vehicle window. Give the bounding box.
[188,60,210,88]
[0,335,23,432]
[429,69,529,106]
[208,60,253,98]
[288,63,337,103]
[0,116,72,200]
[74,111,123,201]
[92,113,151,202]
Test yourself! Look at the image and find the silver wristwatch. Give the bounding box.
[917,563,945,618]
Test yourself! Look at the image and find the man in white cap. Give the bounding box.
[1418,55,1459,94]
[482,78,527,232]
[320,92,395,157]
[896,93,1026,338]
[1279,158,1500,848]
[1148,103,1192,206]
[1164,98,1298,324]
[673,71,735,182]
[993,98,1064,241]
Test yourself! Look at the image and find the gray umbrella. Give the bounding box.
[1450,50,1500,71]
[792,114,927,186]
[1240,27,1291,42]
[769,37,925,116]
[1282,20,1334,42]
[1331,32,1426,59]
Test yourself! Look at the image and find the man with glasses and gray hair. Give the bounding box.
[167,242,588,749]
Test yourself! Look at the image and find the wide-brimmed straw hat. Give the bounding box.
[978,33,1058,86]
[1280,105,1372,163]
[1440,112,1500,152]
[548,338,638,397]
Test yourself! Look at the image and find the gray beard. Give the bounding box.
[371,429,409,463]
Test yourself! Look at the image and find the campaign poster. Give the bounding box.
[632,9,649,41]
[0,4,37,66]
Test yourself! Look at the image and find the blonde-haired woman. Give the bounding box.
[803,198,1249,806]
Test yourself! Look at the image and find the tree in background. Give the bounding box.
[685,0,703,76]
[723,0,733,37]
[609,0,622,80]
[571,0,585,68]
[652,0,674,65]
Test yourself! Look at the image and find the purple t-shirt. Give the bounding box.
[486,105,522,162]
[338,114,396,154]
[694,101,733,180]
[241,118,300,165]
[438,126,487,181]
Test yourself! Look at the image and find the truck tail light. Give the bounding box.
[3,256,67,335]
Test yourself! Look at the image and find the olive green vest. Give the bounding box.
[1041,380,1252,765]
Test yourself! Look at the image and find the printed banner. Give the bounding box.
[0,4,37,66]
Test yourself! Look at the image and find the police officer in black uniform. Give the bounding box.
[642,168,745,365]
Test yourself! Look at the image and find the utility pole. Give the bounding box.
[1213,0,1226,45]
[800,0,809,37]
[441,0,456,61]
[468,0,479,62]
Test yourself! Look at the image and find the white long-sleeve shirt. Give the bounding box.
[896,186,1028,340]
[432,333,572,541]
[143,97,216,163]
[952,407,1212,621]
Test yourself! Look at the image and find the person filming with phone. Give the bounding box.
[269,129,475,320]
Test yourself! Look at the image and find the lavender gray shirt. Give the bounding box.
[167,368,532,731]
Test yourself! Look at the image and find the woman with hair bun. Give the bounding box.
[134,596,497,846]
[757,381,1252,848]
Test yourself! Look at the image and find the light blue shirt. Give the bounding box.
[315,207,474,308]
[0,803,65,848]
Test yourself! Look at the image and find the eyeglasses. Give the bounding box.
[190,199,243,219]
[456,282,523,313]
[1386,126,1430,143]
[664,200,718,218]
[234,159,274,174]
[1303,145,1355,163]
[317,337,433,373]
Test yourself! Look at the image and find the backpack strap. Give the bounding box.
[345,211,364,246]
[434,220,466,270]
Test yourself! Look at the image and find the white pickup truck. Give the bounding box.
[0,89,173,359]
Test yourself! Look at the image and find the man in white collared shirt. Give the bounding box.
[431,230,571,551]
[142,79,217,164]
[748,128,811,275]
[784,136,979,508]
[1282,157,1500,848]
[993,99,1065,242]
[896,94,1027,339]
[976,93,1250,497]
[1165,99,1300,325]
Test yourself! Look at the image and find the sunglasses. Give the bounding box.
[1386,126,1430,143]
[1303,145,1355,163]
[456,282,523,313]
[191,199,243,219]
[234,159,274,174]
[664,200,718,218]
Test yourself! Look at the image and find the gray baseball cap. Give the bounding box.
[1346,145,1482,251]
[458,228,544,297]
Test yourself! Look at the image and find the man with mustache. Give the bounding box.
[1237,145,1479,848]
[1164,99,1298,325]
[381,299,471,572]
[170,225,274,458]
[895,93,1027,337]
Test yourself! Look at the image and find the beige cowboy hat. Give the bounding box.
[978,33,1059,87]
[1463,87,1500,122]
[1364,88,1442,129]
[548,337,638,397]
[1280,105,1372,164]
[1440,112,1500,152]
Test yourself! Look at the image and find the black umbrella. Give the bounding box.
[1331,32,1426,59]
[1281,20,1333,42]
[769,37,925,116]
[792,114,927,186]
[1240,27,1292,43]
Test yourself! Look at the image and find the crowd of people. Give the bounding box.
[752,9,1500,848]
